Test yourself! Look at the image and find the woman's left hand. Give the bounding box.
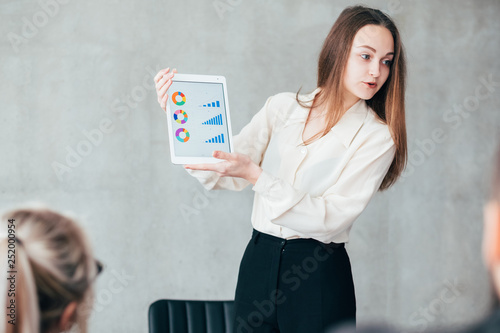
[184,151,263,185]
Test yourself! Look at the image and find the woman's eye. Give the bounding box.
[382,59,393,66]
[361,54,370,60]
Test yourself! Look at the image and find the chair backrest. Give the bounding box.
[148,299,235,333]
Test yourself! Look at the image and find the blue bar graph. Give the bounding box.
[202,114,223,125]
[205,133,225,143]
[201,101,221,108]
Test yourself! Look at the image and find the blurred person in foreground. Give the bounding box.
[0,206,101,333]
[473,145,500,332]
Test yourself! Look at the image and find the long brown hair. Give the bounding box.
[298,5,407,190]
[0,206,97,333]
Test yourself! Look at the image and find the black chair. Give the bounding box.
[148,299,235,333]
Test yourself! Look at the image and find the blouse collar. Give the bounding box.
[290,87,369,148]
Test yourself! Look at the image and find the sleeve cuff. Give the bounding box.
[184,168,220,190]
[252,170,274,194]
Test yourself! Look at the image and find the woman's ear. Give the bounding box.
[59,301,78,332]
[483,201,500,268]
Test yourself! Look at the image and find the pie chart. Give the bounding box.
[172,91,186,106]
[174,110,188,124]
[175,128,190,142]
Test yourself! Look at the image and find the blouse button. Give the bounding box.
[300,147,307,154]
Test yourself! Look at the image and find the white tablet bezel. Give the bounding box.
[165,73,234,165]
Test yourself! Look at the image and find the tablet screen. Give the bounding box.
[168,80,231,158]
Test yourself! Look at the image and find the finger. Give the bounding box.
[155,69,173,90]
[173,68,178,74]
[156,72,174,91]
[161,93,168,111]
[156,77,174,104]
[158,78,171,98]
[184,163,221,172]
[154,68,170,84]
[157,80,171,103]
[213,150,235,161]
[154,67,170,84]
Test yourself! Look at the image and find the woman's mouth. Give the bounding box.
[363,82,377,89]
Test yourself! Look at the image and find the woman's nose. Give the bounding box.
[369,62,380,77]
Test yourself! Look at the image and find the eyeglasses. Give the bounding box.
[96,259,104,275]
[92,259,104,283]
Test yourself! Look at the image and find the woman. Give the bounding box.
[155,5,406,332]
[0,206,100,333]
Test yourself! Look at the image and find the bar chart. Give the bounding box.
[202,114,223,125]
[200,101,221,108]
[205,134,225,143]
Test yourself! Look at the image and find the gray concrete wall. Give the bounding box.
[1,0,499,332]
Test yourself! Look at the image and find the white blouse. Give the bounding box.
[186,88,396,244]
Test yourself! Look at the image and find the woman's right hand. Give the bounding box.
[154,67,177,112]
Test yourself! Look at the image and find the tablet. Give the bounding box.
[165,74,234,164]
